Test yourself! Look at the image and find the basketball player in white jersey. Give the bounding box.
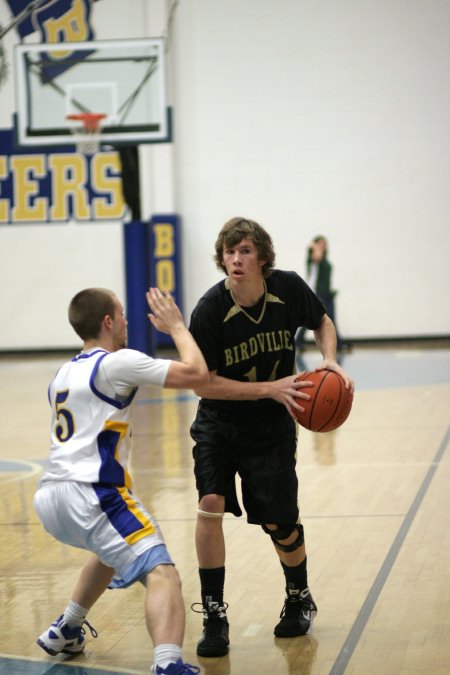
[34,287,207,675]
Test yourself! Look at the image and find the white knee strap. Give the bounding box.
[197,509,224,519]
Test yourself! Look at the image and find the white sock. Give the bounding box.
[63,600,89,628]
[153,643,182,669]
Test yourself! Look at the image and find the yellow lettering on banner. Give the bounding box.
[49,154,90,220]
[42,0,90,58]
[156,260,175,292]
[11,156,47,222]
[154,223,175,257]
[91,153,126,219]
[0,156,9,222]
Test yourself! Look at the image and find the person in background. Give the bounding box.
[295,236,346,353]
[188,217,354,658]
[34,286,206,675]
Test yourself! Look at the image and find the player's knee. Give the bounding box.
[169,565,182,591]
[198,493,225,518]
[144,562,181,589]
[261,522,304,553]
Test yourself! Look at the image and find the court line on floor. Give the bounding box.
[0,652,146,675]
[0,459,43,484]
[329,423,450,675]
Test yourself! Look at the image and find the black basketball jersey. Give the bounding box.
[189,270,325,413]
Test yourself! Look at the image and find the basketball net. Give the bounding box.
[66,113,106,154]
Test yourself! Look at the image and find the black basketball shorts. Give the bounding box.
[190,401,300,525]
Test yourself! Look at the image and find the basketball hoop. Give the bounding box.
[66,113,106,154]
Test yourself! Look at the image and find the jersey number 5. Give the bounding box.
[55,390,75,442]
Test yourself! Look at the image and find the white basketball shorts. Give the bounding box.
[33,480,173,587]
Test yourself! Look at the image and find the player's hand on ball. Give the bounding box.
[316,359,355,393]
[268,373,313,420]
[294,370,354,432]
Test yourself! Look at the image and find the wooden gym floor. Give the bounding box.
[0,342,449,675]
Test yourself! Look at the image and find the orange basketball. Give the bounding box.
[294,370,353,432]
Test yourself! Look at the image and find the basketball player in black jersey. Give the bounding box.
[188,218,354,658]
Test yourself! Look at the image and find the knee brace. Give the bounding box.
[261,522,304,553]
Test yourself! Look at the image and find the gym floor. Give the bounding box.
[0,340,449,675]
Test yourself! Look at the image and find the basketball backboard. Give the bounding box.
[14,37,170,147]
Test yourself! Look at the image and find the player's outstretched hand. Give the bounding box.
[146,287,184,335]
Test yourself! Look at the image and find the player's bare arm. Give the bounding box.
[194,371,313,416]
[146,287,208,389]
[313,314,355,392]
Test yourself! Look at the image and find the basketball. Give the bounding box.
[294,370,353,432]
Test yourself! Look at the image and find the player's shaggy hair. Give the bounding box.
[214,217,276,278]
[69,288,116,340]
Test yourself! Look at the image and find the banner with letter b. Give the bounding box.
[124,215,182,354]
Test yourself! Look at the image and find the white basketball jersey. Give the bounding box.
[42,348,170,486]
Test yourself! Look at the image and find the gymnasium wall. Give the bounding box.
[0,0,449,350]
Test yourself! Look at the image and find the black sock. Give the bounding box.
[199,566,225,607]
[281,557,308,598]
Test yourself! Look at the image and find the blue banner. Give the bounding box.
[0,127,126,223]
[123,221,154,355]
[4,0,95,80]
[123,216,183,354]
[4,0,39,38]
[5,0,94,40]
[149,214,183,348]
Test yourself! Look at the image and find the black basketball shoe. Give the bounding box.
[274,588,317,637]
[192,602,229,657]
